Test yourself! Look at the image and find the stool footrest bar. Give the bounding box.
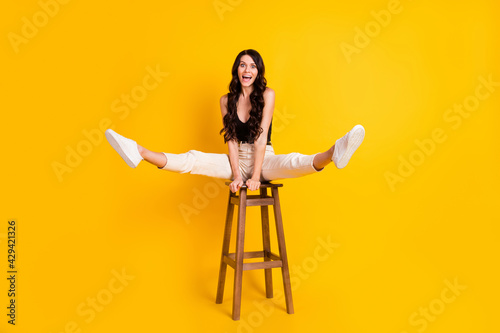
[243,260,282,271]
[230,195,275,206]
[223,251,283,271]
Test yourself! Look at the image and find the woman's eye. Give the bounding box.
[240,64,245,67]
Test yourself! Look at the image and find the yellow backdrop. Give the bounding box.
[1,0,499,332]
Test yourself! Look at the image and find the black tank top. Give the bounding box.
[235,115,272,143]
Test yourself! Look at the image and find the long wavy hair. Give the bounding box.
[220,49,267,143]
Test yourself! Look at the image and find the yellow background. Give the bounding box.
[1,0,499,332]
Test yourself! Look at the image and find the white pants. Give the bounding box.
[159,143,324,181]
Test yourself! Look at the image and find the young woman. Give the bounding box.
[105,49,365,193]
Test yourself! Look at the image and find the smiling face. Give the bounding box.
[238,55,258,87]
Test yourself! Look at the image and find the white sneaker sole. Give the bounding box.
[105,129,140,168]
[335,125,365,169]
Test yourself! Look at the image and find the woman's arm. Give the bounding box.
[227,139,243,192]
[246,88,275,191]
[220,95,244,193]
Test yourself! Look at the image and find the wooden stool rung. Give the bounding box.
[230,195,274,206]
[268,251,281,261]
[227,250,264,260]
[226,250,281,261]
[223,256,236,269]
[224,251,283,271]
[243,260,282,271]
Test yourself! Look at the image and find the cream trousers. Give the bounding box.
[159,143,323,181]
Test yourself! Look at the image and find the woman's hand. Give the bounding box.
[246,178,261,191]
[230,177,244,193]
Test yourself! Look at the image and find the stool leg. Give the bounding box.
[216,191,235,304]
[260,187,273,298]
[232,188,247,320]
[272,187,294,314]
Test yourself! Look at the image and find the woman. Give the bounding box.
[105,49,365,193]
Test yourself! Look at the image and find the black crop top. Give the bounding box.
[235,115,272,143]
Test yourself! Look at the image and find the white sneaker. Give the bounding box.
[332,125,365,169]
[105,129,143,168]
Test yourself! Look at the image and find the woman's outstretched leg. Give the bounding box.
[105,129,167,168]
[331,124,365,169]
[137,145,167,168]
[105,129,144,168]
[312,146,334,171]
[312,124,365,170]
[261,125,365,181]
[105,129,233,180]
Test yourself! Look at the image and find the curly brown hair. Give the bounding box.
[220,49,267,143]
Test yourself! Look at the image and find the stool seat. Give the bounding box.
[216,182,294,320]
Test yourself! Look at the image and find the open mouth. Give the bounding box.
[242,75,252,82]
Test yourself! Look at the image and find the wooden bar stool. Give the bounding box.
[215,182,294,320]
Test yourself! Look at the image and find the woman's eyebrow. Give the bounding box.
[240,61,256,65]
